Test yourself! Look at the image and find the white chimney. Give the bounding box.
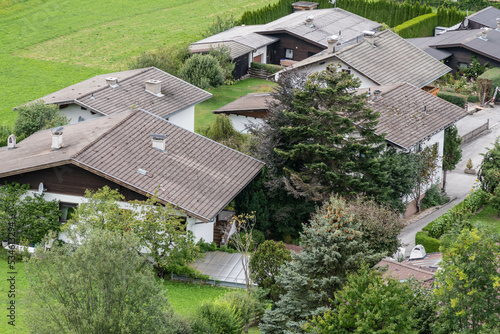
[145,80,163,96]
[480,28,489,41]
[363,30,376,46]
[327,35,339,53]
[51,127,64,151]
[7,134,16,150]
[106,77,118,87]
[305,15,314,27]
[150,134,166,152]
[496,18,500,31]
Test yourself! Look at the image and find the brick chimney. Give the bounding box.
[106,77,118,87]
[145,80,163,96]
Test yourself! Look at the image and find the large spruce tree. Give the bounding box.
[254,65,389,203]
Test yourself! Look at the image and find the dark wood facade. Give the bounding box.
[232,53,250,80]
[263,32,324,65]
[437,47,500,74]
[0,164,147,202]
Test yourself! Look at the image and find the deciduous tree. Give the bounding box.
[443,125,462,190]
[14,100,68,139]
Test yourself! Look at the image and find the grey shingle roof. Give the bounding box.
[334,30,451,88]
[359,83,468,149]
[465,6,500,29]
[408,29,500,62]
[0,111,264,222]
[278,30,451,88]
[34,67,212,119]
[76,67,212,118]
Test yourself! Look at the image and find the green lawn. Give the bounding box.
[0,0,277,127]
[195,78,277,131]
[468,204,500,234]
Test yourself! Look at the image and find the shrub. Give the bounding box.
[128,45,190,77]
[467,95,479,103]
[219,290,266,331]
[194,301,243,334]
[209,45,236,81]
[420,184,449,210]
[0,125,13,148]
[179,54,224,89]
[250,62,284,74]
[479,139,500,193]
[394,13,437,38]
[437,91,467,108]
[14,100,68,139]
[478,67,500,101]
[415,231,440,253]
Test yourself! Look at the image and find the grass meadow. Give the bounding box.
[0,0,277,127]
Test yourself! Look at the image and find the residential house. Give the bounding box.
[0,110,264,243]
[275,29,451,89]
[458,6,500,30]
[213,93,272,132]
[408,28,500,74]
[190,7,381,79]
[24,67,212,132]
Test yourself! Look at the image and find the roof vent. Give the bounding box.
[423,106,427,114]
[106,77,119,88]
[327,35,339,53]
[7,134,16,150]
[145,79,164,97]
[409,244,426,260]
[51,127,64,151]
[363,30,376,46]
[479,28,489,41]
[496,18,500,31]
[305,15,314,27]
[150,134,166,152]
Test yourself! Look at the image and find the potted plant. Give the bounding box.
[465,158,476,174]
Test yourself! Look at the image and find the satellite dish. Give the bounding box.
[38,182,46,194]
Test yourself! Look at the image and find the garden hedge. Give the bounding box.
[437,91,467,108]
[415,231,440,253]
[394,13,437,38]
[251,62,284,74]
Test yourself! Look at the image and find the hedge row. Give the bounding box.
[240,0,432,27]
[437,91,467,108]
[250,61,284,74]
[436,6,466,27]
[415,231,440,253]
[394,13,437,38]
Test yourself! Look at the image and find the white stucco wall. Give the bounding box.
[27,191,214,243]
[229,114,265,133]
[252,46,268,64]
[168,105,195,132]
[294,58,378,88]
[61,104,103,124]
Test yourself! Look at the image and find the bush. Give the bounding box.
[467,95,479,103]
[437,91,467,108]
[420,184,449,210]
[179,54,224,89]
[14,100,68,139]
[394,13,437,38]
[0,125,13,148]
[194,301,243,334]
[128,45,190,77]
[479,139,500,193]
[415,231,440,253]
[478,67,500,102]
[219,290,266,331]
[250,62,284,74]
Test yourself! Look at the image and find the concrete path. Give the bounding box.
[399,103,500,255]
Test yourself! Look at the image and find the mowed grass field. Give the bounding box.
[0,0,277,127]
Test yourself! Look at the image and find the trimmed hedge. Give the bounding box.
[394,13,437,38]
[415,231,440,253]
[467,95,479,103]
[251,61,284,74]
[437,91,467,108]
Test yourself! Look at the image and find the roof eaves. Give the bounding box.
[0,160,73,179]
[256,29,326,49]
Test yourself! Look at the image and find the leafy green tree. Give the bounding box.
[410,144,439,212]
[209,44,236,81]
[14,100,68,139]
[180,53,224,89]
[128,44,190,77]
[202,14,238,38]
[434,228,500,333]
[0,182,60,244]
[25,230,172,334]
[259,196,383,333]
[345,196,403,256]
[268,65,387,202]
[443,125,462,190]
[201,114,247,151]
[194,301,244,334]
[249,240,292,302]
[479,138,500,193]
[68,186,202,278]
[304,264,419,334]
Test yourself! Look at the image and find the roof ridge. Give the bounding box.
[71,110,139,159]
[76,67,154,100]
[380,258,435,276]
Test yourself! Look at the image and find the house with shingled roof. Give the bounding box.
[190,7,381,79]
[275,29,451,89]
[22,67,212,132]
[0,110,264,243]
